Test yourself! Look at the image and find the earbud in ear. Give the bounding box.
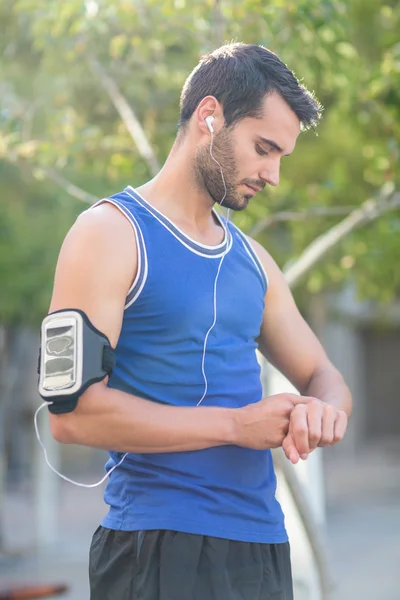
[205,115,215,133]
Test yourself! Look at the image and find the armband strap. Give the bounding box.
[102,345,116,374]
[37,309,116,415]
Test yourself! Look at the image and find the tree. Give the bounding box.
[0,0,399,323]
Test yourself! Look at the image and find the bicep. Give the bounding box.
[49,203,137,349]
[46,203,137,437]
[258,288,329,393]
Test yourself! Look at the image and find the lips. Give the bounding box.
[245,184,261,194]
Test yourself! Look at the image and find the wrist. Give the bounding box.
[219,407,241,445]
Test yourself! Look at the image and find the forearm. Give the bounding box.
[49,382,237,453]
[303,366,352,417]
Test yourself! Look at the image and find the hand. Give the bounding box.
[234,393,318,451]
[282,399,348,464]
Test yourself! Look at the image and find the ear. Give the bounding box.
[196,96,223,136]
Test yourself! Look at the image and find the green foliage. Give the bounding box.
[0,0,399,324]
[0,163,82,323]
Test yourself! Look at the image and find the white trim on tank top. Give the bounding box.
[229,222,269,292]
[90,198,148,309]
[126,186,233,258]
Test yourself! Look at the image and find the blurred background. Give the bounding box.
[0,0,399,598]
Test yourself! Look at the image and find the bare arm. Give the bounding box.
[47,204,306,454]
[250,237,352,415]
[249,237,352,462]
[53,381,237,453]
[48,203,235,452]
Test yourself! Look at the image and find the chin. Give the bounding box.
[229,195,251,212]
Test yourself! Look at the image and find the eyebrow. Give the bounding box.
[258,136,292,156]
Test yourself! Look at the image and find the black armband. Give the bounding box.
[38,309,115,414]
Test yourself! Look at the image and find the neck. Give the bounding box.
[136,136,216,230]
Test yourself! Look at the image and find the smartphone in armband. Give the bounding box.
[38,309,115,414]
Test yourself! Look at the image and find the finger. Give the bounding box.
[282,434,308,463]
[290,394,320,406]
[318,404,336,447]
[307,401,324,451]
[289,404,310,455]
[282,433,300,464]
[333,410,348,443]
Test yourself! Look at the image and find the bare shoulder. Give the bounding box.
[72,202,136,252]
[55,202,137,293]
[49,202,138,346]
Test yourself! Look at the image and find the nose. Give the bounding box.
[260,161,280,187]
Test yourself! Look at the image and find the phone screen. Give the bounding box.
[43,322,76,391]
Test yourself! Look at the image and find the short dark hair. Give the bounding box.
[179,43,322,131]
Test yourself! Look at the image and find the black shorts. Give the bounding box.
[89,527,293,600]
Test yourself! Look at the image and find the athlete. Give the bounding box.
[45,43,352,599]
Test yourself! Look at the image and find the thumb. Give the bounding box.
[290,394,318,406]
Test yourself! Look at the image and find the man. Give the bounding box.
[48,43,352,599]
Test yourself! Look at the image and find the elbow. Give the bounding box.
[48,382,107,445]
[49,413,77,444]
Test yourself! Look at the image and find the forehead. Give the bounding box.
[237,92,301,154]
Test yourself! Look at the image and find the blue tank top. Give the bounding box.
[97,186,287,543]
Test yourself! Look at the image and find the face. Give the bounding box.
[194,92,301,211]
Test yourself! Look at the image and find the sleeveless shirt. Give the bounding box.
[96,186,287,543]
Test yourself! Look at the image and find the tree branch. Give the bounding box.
[8,157,98,205]
[248,206,359,237]
[38,166,98,204]
[284,186,400,289]
[87,57,160,177]
[1,147,99,204]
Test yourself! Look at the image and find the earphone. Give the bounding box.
[34,113,230,486]
[205,115,215,133]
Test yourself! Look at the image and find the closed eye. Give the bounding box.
[255,144,269,156]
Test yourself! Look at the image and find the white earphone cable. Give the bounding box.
[197,129,230,406]
[34,401,128,488]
